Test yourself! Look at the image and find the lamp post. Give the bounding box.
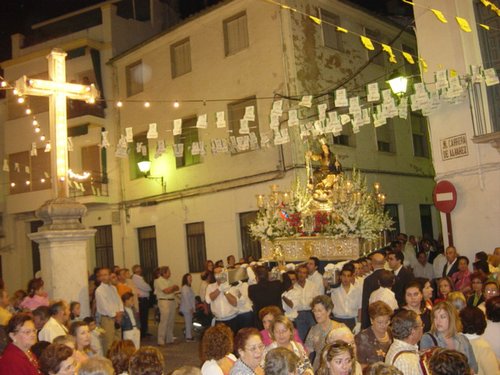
[387,74,408,97]
[137,158,166,193]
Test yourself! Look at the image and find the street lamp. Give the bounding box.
[387,73,408,97]
[137,157,166,192]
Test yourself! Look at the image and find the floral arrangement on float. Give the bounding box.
[249,169,394,244]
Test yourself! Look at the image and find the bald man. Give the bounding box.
[361,252,387,329]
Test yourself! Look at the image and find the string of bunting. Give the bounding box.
[401,0,499,32]
[261,0,500,72]
[3,64,498,187]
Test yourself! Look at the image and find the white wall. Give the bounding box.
[413,0,500,260]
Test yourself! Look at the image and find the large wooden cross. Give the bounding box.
[15,48,99,198]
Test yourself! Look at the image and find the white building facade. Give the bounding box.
[1,0,439,291]
[413,0,499,260]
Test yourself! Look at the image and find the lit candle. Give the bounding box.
[282,192,290,205]
[374,182,380,193]
[256,194,264,208]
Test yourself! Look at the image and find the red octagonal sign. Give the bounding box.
[433,180,457,213]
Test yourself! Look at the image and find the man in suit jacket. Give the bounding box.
[387,250,414,307]
[361,252,386,329]
[442,246,459,278]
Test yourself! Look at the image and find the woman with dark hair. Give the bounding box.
[180,273,196,342]
[0,313,40,374]
[467,272,486,307]
[305,295,346,371]
[69,321,93,362]
[434,277,454,303]
[230,327,265,375]
[428,349,470,375]
[354,301,393,370]
[259,305,302,347]
[201,324,236,375]
[128,346,164,375]
[39,343,75,375]
[107,339,137,375]
[395,281,431,332]
[414,277,434,310]
[482,295,500,361]
[459,306,498,375]
[451,256,471,295]
[20,278,49,311]
[420,301,478,373]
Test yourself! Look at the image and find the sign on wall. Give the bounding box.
[440,133,468,161]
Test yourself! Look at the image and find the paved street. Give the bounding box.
[141,315,203,374]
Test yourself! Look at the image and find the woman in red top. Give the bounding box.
[0,312,41,374]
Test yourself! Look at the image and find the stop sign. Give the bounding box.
[433,180,457,213]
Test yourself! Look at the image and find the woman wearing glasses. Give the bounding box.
[0,313,40,374]
[230,327,265,375]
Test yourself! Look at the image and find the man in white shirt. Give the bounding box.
[95,267,124,353]
[369,270,398,311]
[307,257,325,295]
[413,250,435,280]
[292,264,320,341]
[331,265,362,331]
[39,300,70,343]
[154,266,179,345]
[205,267,239,334]
[131,264,152,338]
[385,310,424,375]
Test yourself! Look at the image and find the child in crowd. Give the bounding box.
[122,292,141,349]
[83,316,104,356]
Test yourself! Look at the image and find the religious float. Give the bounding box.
[250,141,393,262]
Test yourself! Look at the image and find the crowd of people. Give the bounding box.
[0,235,498,375]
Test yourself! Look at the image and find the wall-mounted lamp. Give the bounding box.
[387,73,408,97]
[137,158,166,193]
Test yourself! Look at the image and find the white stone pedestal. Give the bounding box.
[28,198,96,318]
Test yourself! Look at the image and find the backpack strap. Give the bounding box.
[427,333,438,346]
[391,350,415,365]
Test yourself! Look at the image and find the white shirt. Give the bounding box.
[205,282,239,320]
[154,276,176,299]
[235,282,253,314]
[95,283,123,317]
[199,280,209,303]
[413,262,435,280]
[403,243,418,269]
[282,288,301,320]
[132,274,152,298]
[385,339,423,375]
[39,317,68,343]
[294,279,320,311]
[444,258,457,276]
[433,254,447,278]
[124,306,137,327]
[331,283,362,319]
[369,287,398,311]
[308,270,325,295]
